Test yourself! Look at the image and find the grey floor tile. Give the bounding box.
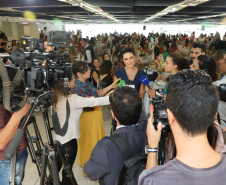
[23,107,112,185]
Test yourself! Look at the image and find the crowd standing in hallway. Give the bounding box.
[1,29,226,185]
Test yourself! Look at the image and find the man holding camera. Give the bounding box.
[139,70,226,185]
[0,102,30,185]
[84,87,146,185]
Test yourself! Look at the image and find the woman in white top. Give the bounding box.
[53,76,110,185]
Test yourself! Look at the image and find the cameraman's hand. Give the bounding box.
[14,102,31,119]
[147,112,162,148]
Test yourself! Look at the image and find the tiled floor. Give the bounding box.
[23,107,112,185]
[18,107,226,185]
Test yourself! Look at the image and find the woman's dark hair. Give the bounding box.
[121,40,127,45]
[91,57,100,70]
[155,51,162,59]
[207,123,218,150]
[0,31,5,39]
[11,40,16,46]
[121,47,135,59]
[100,60,112,75]
[197,55,218,81]
[72,61,89,78]
[185,39,189,47]
[102,53,110,62]
[172,39,177,46]
[169,53,190,71]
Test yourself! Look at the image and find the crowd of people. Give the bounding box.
[1,28,226,185]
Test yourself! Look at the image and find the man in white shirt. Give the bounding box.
[80,38,95,66]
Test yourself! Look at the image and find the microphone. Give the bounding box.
[140,75,152,90]
[118,80,126,88]
[111,78,121,87]
[148,72,158,82]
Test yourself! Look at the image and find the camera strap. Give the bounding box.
[0,60,24,112]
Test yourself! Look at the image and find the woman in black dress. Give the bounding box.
[91,57,100,87]
[99,60,113,89]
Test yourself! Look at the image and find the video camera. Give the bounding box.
[0,31,72,111]
[21,37,44,52]
[151,94,170,134]
[150,90,170,165]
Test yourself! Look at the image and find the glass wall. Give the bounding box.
[65,23,226,39]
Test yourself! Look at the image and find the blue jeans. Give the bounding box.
[0,148,28,185]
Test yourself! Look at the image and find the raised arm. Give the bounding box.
[0,103,30,149]
[139,83,145,99]
[145,112,162,170]
[72,95,110,109]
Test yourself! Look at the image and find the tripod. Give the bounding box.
[5,91,77,185]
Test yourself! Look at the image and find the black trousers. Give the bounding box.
[57,139,78,185]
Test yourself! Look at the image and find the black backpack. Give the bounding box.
[108,134,147,185]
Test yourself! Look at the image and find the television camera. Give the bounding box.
[0,31,77,185]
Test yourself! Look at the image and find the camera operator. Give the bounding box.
[0,101,30,185]
[44,40,55,52]
[139,70,226,185]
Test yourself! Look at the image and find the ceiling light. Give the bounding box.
[158,12,168,16]
[141,0,210,23]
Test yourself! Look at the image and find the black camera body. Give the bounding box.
[0,31,73,111]
[23,52,72,92]
[151,96,170,136]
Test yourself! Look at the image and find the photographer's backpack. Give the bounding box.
[108,134,147,185]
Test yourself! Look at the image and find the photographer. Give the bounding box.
[0,101,30,185]
[53,74,111,185]
[139,70,226,185]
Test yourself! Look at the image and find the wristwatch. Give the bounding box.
[145,145,158,154]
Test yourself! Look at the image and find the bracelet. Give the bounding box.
[147,148,158,153]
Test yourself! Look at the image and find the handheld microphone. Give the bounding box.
[140,75,152,90]
[111,78,121,87]
[118,80,126,88]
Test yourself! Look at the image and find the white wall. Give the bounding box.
[10,22,19,41]
[37,22,64,33]
[28,22,39,38]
